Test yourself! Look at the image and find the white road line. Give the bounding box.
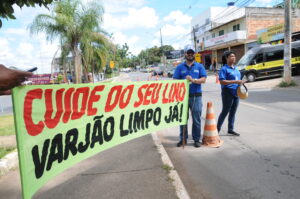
[151,132,190,199]
[240,101,267,110]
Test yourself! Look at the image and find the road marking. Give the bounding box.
[151,132,191,199]
[240,101,267,110]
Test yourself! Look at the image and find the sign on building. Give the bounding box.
[257,24,284,43]
[165,50,184,59]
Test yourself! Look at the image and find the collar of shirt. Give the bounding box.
[184,61,195,68]
[224,64,236,70]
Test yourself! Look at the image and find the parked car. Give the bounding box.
[152,69,163,76]
[167,68,175,78]
[237,40,300,82]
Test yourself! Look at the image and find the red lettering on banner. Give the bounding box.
[151,83,162,104]
[162,83,169,104]
[134,83,162,107]
[24,89,44,136]
[87,85,105,115]
[144,83,156,105]
[119,85,134,109]
[71,87,90,120]
[23,85,106,136]
[63,88,75,123]
[105,85,122,112]
[44,88,64,129]
[134,84,148,108]
[162,82,186,104]
[178,82,186,101]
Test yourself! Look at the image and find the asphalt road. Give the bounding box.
[0,95,12,115]
[157,74,300,199]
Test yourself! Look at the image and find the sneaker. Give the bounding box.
[228,131,240,136]
[177,140,187,147]
[194,141,201,148]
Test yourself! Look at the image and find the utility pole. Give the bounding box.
[193,27,197,52]
[283,0,292,83]
[160,28,163,48]
[160,28,166,69]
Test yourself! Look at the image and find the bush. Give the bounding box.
[278,80,298,87]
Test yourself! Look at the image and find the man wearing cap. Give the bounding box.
[173,45,207,148]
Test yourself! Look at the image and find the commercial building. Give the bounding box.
[191,5,300,69]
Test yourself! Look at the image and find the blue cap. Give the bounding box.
[184,45,195,53]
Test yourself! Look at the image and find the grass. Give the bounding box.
[0,147,15,159]
[0,115,15,136]
[162,164,173,174]
[278,80,298,87]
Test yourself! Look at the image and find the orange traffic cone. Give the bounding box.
[215,74,220,84]
[202,102,224,148]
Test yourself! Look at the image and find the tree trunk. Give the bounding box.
[73,47,82,84]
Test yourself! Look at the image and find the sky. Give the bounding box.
[0,0,277,73]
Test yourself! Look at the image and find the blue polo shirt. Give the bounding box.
[173,61,207,94]
[218,64,241,97]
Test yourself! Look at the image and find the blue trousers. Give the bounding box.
[217,89,239,132]
[179,96,202,142]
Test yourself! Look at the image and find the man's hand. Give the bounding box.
[186,75,193,82]
[0,64,33,92]
[235,80,243,85]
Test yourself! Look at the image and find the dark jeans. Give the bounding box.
[179,96,202,142]
[217,89,239,132]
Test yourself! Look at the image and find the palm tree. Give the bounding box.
[29,0,108,83]
[80,32,110,82]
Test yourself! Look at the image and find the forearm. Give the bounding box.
[192,77,206,84]
[220,80,241,85]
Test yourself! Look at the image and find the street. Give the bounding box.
[0,71,300,199]
[157,73,300,199]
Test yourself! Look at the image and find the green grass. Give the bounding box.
[0,115,15,136]
[278,80,298,87]
[162,164,173,173]
[0,147,15,159]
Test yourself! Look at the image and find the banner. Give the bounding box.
[12,80,189,199]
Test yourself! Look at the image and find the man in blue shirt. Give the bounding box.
[173,45,207,148]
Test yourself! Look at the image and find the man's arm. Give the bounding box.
[0,64,33,95]
[219,80,242,85]
[190,77,206,84]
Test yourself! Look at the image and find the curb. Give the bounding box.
[0,150,18,176]
[151,132,190,199]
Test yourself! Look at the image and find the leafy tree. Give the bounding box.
[115,43,130,69]
[29,0,108,83]
[0,0,57,28]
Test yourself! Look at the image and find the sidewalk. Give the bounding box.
[207,73,300,90]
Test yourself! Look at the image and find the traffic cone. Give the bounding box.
[202,102,224,148]
[156,75,159,81]
[215,74,220,84]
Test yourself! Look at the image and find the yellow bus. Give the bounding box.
[237,41,300,82]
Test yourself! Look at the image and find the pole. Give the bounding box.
[160,28,166,70]
[193,27,197,52]
[283,0,292,83]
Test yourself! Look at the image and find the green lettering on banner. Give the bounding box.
[12,80,189,199]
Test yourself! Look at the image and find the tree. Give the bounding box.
[29,0,108,83]
[115,43,130,69]
[0,0,57,28]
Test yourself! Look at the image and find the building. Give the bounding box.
[191,5,300,69]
